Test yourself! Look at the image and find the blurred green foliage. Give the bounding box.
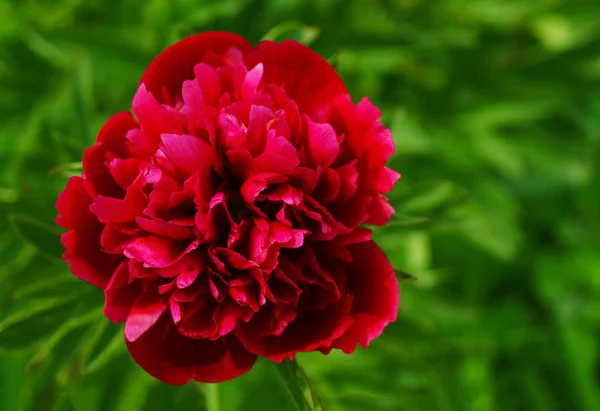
[1,0,599,410]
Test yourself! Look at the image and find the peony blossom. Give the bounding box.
[56,32,400,384]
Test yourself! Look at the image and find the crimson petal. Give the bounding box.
[126,313,256,385]
[238,296,353,362]
[246,40,347,114]
[140,32,253,103]
[83,111,138,198]
[104,261,141,323]
[125,293,169,342]
[330,241,399,353]
[55,177,121,289]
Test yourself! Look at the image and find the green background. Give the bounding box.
[1,0,599,410]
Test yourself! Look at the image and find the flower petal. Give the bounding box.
[247,40,347,114]
[125,293,169,342]
[126,313,256,384]
[160,134,214,176]
[140,32,253,103]
[124,236,199,268]
[330,240,399,353]
[304,116,340,168]
[55,177,121,289]
[83,111,138,198]
[238,295,353,362]
[104,261,141,323]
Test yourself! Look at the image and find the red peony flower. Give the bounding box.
[56,32,400,385]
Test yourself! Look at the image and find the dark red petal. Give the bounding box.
[140,32,253,103]
[246,40,347,114]
[126,313,256,385]
[83,111,138,198]
[330,241,399,353]
[239,296,353,362]
[104,261,141,323]
[313,168,340,204]
[55,177,121,289]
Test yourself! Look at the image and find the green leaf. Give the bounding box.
[80,322,126,375]
[396,181,467,215]
[8,213,64,261]
[48,161,82,176]
[387,213,430,227]
[276,359,323,411]
[0,296,76,349]
[26,309,101,372]
[262,22,320,45]
[395,269,418,282]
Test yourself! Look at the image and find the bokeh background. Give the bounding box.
[1,0,599,410]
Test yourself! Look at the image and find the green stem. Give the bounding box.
[276,359,323,411]
[205,383,220,411]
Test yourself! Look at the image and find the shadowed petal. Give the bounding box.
[127,313,256,384]
[104,261,141,323]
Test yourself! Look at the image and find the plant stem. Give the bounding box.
[205,383,220,411]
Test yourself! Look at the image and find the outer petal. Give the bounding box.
[55,177,122,289]
[83,111,138,198]
[140,32,253,103]
[126,313,256,385]
[246,40,347,114]
[330,241,399,353]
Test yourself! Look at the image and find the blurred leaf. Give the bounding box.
[26,309,101,372]
[8,213,63,261]
[395,269,418,282]
[48,161,83,176]
[387,213,430,227]
[23,29,70,68]
[80,321,126,375]
[396,181,468,215]
[0,296,76,350]
[262,22,320,45]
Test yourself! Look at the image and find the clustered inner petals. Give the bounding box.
[56,34,400,385]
